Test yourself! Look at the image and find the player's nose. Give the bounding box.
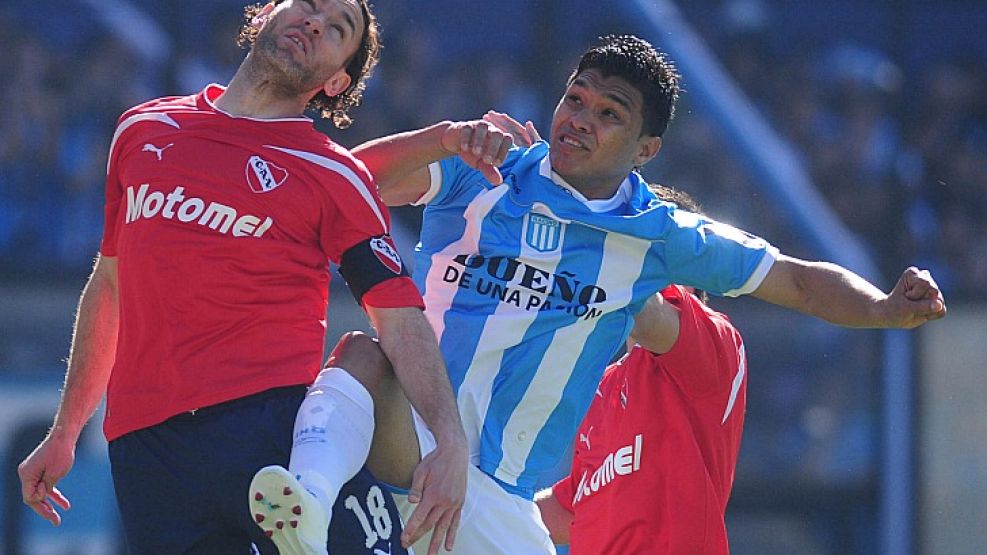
[304,15,323,36]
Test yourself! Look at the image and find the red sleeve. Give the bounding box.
[656,285,743,398]
[99,110,134,257]
[552,474,576,513]
[361,277,425,310]
[317,151,393,263]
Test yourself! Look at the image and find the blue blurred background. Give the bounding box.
[1,1,985,554]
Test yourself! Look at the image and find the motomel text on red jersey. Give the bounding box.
[125,183,274,237]
[573,434,643,505]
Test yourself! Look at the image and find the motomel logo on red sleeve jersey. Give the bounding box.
[99,85,421,441]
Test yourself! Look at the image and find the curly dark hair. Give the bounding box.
[571,35,682,138]
[237,0,380,129]
[648,182,700,213]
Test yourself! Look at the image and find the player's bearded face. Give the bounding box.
[252,0,363,96]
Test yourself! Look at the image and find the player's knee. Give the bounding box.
[326,331,393,392]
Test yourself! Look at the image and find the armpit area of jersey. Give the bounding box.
[339,235,412,304]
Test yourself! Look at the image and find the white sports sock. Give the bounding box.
[289,367,375,517]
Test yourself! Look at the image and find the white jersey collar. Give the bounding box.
[538,154,632,213]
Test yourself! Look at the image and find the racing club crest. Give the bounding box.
[524,213,563,253]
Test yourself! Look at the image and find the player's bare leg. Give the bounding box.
[365,365,421,489]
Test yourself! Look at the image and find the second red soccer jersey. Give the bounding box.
[553,285,747,554]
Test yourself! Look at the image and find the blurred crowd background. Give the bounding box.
[0,0,984,554]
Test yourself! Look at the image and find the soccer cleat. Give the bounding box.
[249,466,329,555]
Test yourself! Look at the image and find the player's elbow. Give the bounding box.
[535,489,573,545]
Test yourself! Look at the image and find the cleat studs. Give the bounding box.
[283,487,293,496]
[254,492,264,501]
[265,531,273,538]
[290,520,298,528]
[276,521,284,529]
[292,505,302,515]
[254,514,265,523]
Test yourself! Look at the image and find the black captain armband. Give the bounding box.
[338,235,410,303]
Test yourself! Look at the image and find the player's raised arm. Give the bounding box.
[354,120,513,206]
[752,255,947,329]
[18,254,119,526]
[628,289,683,354]
[366,305,469,554]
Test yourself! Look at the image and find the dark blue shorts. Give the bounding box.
[108,386,407,555]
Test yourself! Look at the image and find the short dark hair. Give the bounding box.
[238,0,381,129]
[570,34,681,138]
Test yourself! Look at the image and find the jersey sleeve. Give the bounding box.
[660,207,779,297]
[315,154,424,309]
[361,277,425,310]
[99,109,138,257]
[646,286,745,398]
[411,147,525,207]
[551,473,577,513]
[100,159,124,257]
[317,158,393,262]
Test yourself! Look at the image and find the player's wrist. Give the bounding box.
[431,425,468,452]
[46,423,82,446]
[434,121,461,156]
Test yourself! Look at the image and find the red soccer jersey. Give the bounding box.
[552,285,747,554]
[99,84,423,441]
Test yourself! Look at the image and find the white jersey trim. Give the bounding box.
[412,162,444,206]
[264,145,389,233]
[721,343,747,424]
[722,245,779,297]
[538,155,632,213]
[107,112,180,174]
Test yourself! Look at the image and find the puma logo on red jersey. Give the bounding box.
[246,155,289,193]
[142,143,174,161]
[579,426,594,450]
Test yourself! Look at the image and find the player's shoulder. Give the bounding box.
[664,285,728,322]
[117,93,199,124]
[285,136,376,193]
[503,141,545,179]
[663,286,744,357]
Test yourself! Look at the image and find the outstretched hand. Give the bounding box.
[18,435,75,526]
[885,266,947,328]
[482,111,542,148]
[400,440,468,555]
[440,120,514,185]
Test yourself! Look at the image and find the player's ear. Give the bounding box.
[323,68,352,98]
[634,136,662,167]
[251,2,276,29]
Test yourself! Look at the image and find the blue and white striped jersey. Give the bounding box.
[412,142,777,497]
